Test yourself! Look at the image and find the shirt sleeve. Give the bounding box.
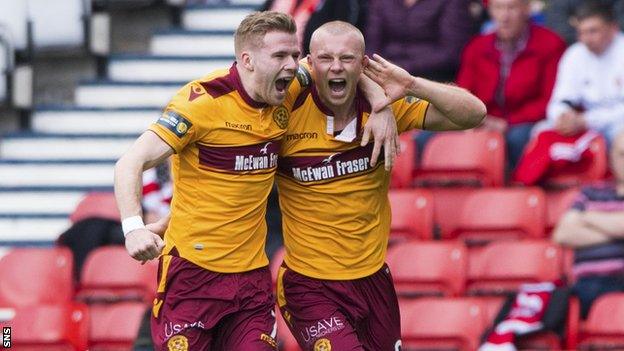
[392,97,430,133]
[148,83,203,153]
[571,188,589,211]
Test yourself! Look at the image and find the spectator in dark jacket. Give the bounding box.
[365,0,473,82]
[457,0,566,169]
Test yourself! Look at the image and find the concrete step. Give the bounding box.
[108,55,233,82]
[32,106,159,134]
[182,5,256,31]
[1,133,136,160]
[0,160,115,188]
[0,216,70,245]
[0,189,86,215]
[150,29,235,57]
[75,81,182,108]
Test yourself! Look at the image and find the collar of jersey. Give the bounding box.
[229,63,269,109]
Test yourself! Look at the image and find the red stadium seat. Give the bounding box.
[390,130,418,188]
[414,130,505,187]
[545,135,608,187]
[386,241,467,297]
[577,293,624,350]
[389,189,434,242]
[77,246,157,304]
[70,192,120,223]
[277,308,301,351]
[5,302,89,350]
[545,187,579,234]
[433,187,546,244]
[0,247,73,307]
[467,240,564,296]
[88,302,146,351]
[400,297,488,351]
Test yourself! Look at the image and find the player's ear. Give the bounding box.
[306,54,312,66]
[362,55,369,68]
[241,51,254,71]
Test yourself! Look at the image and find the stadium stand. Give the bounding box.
[0,247,74,307]
[386,241,467,297]
[77,246,157,304]
[414,130,505,187]
[467,240,564,296]
[432,187,546,244]
[400,297,487,351]
[388,188,434,242]
[88,301,147,350]
[390,130,418,189]
[545,187,579,234]
[5,303,89,350]
[576,292,624,350]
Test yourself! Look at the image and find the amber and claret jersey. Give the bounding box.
[149,63,302,273]
[277,85,429,280]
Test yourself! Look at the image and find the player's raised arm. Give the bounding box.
[114,131,173,262]
[365,54,486,131]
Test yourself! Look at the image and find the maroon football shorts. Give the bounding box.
[151,255,277,351]
[277,263,402,351]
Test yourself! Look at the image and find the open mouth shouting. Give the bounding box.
[275,76,294,94]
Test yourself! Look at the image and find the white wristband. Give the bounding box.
[122,216,145,237]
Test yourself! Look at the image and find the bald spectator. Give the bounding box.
[553,131,624,318]
[457,0,566,169]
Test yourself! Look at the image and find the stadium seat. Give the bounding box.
[545,188,579,234]
[77,246,157,304]
[576,293,624,350]
[5,302,89,350]
[390,130,417,188]
[277,308,301,351]
[69,192,120,223]
[400,297,487,351]
[414,130,505,187]
[389,188,434,242]
[467,240,564,296]
[433,187,546,244]
[386,241,467,297]
[0,247,73,307]
[545,135,608,187]
[88,302,146,351]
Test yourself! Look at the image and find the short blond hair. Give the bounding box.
[310,21,365,55]
[234,11,297,56]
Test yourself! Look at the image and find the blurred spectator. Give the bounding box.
[457,0,566,169]
[301,0,368,55]
[547,0,624,144]
[553,130,624,318]
[365,0,473,82]
[141,159,172,225]
[514,0,624,184]
[263,0,367,54]
[545,0,624,44]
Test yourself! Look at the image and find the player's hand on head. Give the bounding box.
[364,54,414,109]
[125,228,165,263]
[361,107,400,171]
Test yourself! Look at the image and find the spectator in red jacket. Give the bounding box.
[457,0,566,169]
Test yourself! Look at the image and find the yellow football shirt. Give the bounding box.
[149,63,300,273]
[277,86,429,280]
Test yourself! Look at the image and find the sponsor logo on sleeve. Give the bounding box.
[157,111,193,138]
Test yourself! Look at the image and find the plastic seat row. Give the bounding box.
[0,246,155,350]
[391,130,608,188]
[389,186,579,244]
